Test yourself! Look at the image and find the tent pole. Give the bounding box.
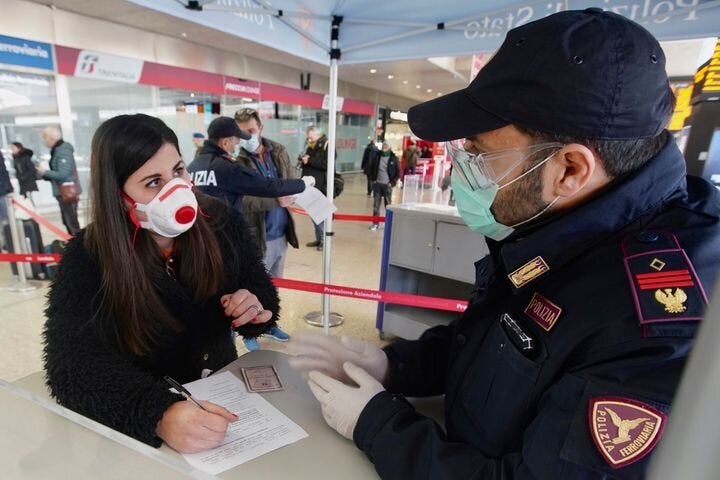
[322,16,344,335]
[304,16,344,333]
[321,55,340,335]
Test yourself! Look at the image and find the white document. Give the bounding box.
[293,186,337,224]
[181,371,308,475]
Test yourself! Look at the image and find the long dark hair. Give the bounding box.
[85,114,224,355]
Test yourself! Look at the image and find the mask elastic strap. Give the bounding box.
[511,196,560,229]
[499,149,559,191]
[119,190,141,250]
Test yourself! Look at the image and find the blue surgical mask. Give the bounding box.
[450,145,561,240]
[240,134,261,153]
[233,142,241,156]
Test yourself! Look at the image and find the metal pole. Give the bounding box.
[4,196,38,292]
[304,16,345,332]
[321,56,340,335]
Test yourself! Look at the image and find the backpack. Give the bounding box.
[321,140,344,198]
[333,172,344,198]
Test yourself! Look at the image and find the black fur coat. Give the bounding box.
[43,199,280,446]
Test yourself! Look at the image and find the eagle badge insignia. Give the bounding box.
[589,397,666,468]
[508,256,549,288]
[654,288,687,313]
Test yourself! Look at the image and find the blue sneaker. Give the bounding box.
[242,337,260,352]
[264,326,291,342]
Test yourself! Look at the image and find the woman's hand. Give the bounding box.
[220,289,272,328]
[156,400,238,453]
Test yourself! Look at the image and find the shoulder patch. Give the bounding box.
[622,233,708,333]
[589,396,666,469]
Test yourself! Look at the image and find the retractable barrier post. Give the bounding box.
[4,196,38,292]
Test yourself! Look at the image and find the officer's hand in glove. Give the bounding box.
[287,332,388,384]
[301,176,315,189]
[308,362,385,440]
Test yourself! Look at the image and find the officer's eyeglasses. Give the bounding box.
[446,140,564,191]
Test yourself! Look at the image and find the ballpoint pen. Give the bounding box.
[164,375,209,412]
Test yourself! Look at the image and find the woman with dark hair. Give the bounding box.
[43,114,281,453]
[10,142,38,199]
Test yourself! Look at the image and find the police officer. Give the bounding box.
[288,9,720,479]
[188,116,314,210]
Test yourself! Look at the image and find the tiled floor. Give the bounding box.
[0,173,395,382]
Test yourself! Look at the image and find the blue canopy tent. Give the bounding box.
[129,0,720,334]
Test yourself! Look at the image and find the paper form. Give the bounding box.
[293,186,337,224]
[181,371,308,475]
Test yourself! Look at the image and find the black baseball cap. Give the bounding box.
[207,116,251,140]
[408,8,673,142]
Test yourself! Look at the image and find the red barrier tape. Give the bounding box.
[0,251,467,313]
[290,207,385,223]
[0,253,62,263]
[11,200,73,241]
[272,277,468,313]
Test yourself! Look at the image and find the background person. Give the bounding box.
[298,126,330,250]
[361,141,379,196]
[192,132,205,160]
[401,140,419,176]
[44,114,280,454]
[37,126,81,236]
[0,155,12,238]
[368,142,399,231]
[289,9,720,479]
[234,107,296,350]
[10,142,38,201]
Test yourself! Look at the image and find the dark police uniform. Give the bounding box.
[188,140,305,210]
[353,139,720,479]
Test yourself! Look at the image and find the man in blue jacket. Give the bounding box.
[289,9,720,479]
[188,116,313,213]
[38,126,81,235]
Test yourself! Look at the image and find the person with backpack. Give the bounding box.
[298,126,338,251]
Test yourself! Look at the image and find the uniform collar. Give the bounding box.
[200,140,232,160]
[496,137,687,293]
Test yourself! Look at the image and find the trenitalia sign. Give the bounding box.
[74,50,143,84]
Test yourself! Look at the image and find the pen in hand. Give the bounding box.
[164,375,209,412]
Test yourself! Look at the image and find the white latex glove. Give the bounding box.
[308,362,385,440]
[301,176,315,189]
[287,331,388,384]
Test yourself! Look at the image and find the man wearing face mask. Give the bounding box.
[234,108,296,350]
[188,116,314,212]
[299,126,331,250]
[288,9,720,479]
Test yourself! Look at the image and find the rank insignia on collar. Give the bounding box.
[589,397,666,469]
[524,293,562,332]
[508,256,549,288]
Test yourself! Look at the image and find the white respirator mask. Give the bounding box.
[125,178,198,239]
